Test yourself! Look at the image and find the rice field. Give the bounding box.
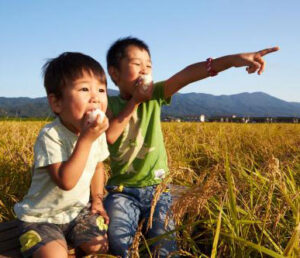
[0,121,299,257]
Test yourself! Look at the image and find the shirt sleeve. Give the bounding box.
[152,81,172,106]
[34,129,68,168]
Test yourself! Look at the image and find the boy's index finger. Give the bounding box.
[258,46,280,56]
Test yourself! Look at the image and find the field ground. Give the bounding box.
[0,121,299,257]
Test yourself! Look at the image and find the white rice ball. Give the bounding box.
[140,74,152,90]
[87,109,105,124]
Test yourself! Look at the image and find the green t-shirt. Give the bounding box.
[107,81,171,187]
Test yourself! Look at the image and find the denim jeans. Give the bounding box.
[104,185,178,258]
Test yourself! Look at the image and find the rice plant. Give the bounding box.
[0,121,299,257]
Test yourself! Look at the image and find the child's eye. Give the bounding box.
[80,87,89,92]
[147,65,152,69]
[99,88,106,93]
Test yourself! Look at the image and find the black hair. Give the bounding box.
[43,52,107,98]
[106,36,150,70]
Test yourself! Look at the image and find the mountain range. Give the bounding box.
[1,89,300,118]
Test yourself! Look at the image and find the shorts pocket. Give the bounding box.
[96,216,108,232]
[19,230,42,252]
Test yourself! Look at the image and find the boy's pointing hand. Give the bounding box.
[233,46,279,75]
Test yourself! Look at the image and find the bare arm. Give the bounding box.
[90,162,109,224]
[164,47,279,98]
[105,98,139,145]
[47,116,109,190]
[47,136,92,190]
[106,82,153,145]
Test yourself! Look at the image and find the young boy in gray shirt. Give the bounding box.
[14,52,110,257]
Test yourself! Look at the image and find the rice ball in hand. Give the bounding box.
[87,109,105,124]
[140,74,152,90]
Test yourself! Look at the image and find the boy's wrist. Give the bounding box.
[226,54,239,68]
[92,193,105,204]
[77,134,94,147]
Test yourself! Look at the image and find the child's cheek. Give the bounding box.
[100,101,108,113]
[127,68,139,80]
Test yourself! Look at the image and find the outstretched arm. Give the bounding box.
[164,47,279,98]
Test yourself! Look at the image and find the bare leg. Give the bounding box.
[33,239,68,258]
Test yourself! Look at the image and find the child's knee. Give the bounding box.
[33,240,68,258]
[79,235,109,254]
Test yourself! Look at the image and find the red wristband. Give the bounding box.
[206,58,218,77]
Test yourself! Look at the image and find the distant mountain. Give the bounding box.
[0,90,299,118]
[0,97,51,118]
[0,89,119,118]
[163,92,300,117]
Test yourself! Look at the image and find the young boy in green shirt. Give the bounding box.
[104,37,279,257]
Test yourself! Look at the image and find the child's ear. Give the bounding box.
[108,66,119,84]
[48,94,62,114]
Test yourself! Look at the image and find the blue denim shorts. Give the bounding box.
[104,184,178,257]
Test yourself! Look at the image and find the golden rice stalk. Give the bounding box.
[259,156,278,244]
[167,249,194,257]
[267,156,282,182]
[128,219,145,258]
[84,254,119,258]
[146,174,172,231]
[283,222,300,257]
[220,232,285,258]
[210,196,225,258]
[224,155,237,226]
[168,167,222,227]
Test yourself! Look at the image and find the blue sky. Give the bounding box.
[0,0,299,102]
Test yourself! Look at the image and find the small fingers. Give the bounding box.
[104,216,110,225]
[91,208,97,214]
[246,67,255,74]
[98,210,110,224]
[87,114,101,128]
[246,61,261,74]
[255,56,265,75]
[257,46,279,57]
[102,117,109,129]
[95,115,108,127]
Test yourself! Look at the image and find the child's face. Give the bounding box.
[51,71,107,134]
[110,45,152,99]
